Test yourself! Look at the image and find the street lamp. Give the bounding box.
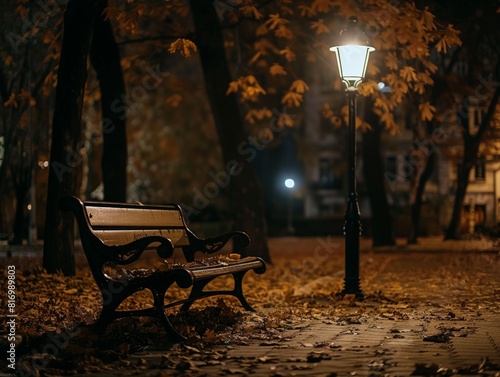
[284,178,295,235]
[330,17,374,299]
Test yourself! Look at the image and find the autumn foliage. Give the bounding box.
[1,1,462,205]
[100,0,461,137]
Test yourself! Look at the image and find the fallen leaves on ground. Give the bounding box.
[1,241,499,376]
[412,358,500,376]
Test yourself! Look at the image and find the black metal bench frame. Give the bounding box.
[60,196,266,341]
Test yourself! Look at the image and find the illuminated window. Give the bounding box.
[319,158,343,189]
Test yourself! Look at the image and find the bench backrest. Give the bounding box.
[83,201,190,248]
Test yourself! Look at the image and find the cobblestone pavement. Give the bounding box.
[120,312,500,377]
[122,236,500,377]
[182,315,499,376]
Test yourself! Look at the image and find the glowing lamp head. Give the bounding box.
[329,17,375,90]
[284,179,295,189]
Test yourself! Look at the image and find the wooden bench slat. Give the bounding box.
[93,228,190,247]
[86,206,184,228]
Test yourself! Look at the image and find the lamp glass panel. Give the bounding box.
[336,45,371,81]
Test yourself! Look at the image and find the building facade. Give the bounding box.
[295,60,500,236]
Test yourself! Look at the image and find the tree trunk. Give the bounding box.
[408,119,438,245]
[444,161,473,240]
[10,187,27,245]
[7,133,32,245]
[445,82,500,239]
[362,103,395,247]
[189,0,270,262]
[0,109,20,235]
[43,0,96,275]
[444,77,500,240]
[90,4,127,202]
[407,150,435,244]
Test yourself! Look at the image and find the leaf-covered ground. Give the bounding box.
[1,237,499,376]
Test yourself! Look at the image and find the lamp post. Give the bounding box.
[330,17,374,299]
[284,178,295,235]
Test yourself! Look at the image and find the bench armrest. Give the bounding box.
[107,236,175,264]
[185,231,250,262]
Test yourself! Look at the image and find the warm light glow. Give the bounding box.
[27,204,32,211]
[329,17,375,90]
[284,179,295,189]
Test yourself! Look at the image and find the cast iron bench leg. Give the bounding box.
[151,287,186,342]
[180,279,212,312]
[93,309,114,334]
[233,271,255,311]
[92,292,124,334]
[179,271,256,312]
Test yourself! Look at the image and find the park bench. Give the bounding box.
[59,195,266,341]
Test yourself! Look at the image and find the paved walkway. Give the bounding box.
[126,236,500,376]
[176,313,500,376]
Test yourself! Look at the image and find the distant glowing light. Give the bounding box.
[378,82,391,92]
[27,204,32,211]
[38,161,49,169]
[285,179,295,189]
